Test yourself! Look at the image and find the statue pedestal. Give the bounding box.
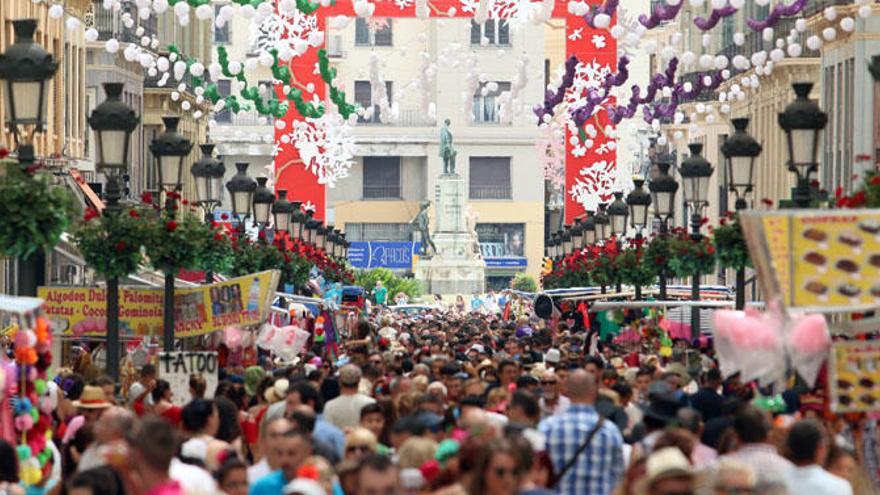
[415,173,485,295]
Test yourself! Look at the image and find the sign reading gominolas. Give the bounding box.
[38,270,280,338]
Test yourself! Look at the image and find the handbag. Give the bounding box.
[550,417,605,489]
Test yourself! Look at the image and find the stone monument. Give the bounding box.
[414,121,486,295]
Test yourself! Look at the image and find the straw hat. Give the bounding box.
[635,447,693,495]
[264,379,290,403]
[72,385,112,409]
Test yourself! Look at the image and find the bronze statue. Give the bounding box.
[411,201,436,257]
[439,119,457,175]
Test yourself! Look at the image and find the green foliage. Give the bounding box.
[230,240,286,277]
[643,235,671,279]
[511,272,538,293]
[144,213,212,272]
[355,268,423,299]
[280,251,312,288]
[713,217,750,270]
[666,235,716,278]
[614,247,655,287]
[198,225,235,275]
[71,207,152,280]
[0,164,74,259]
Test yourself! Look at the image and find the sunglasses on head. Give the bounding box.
[346,444,372,453]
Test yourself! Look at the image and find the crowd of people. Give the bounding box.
[3,299,878,495]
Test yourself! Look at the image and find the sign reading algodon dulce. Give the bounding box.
[38,270,280,338]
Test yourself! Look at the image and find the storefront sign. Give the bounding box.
[38,270,280,338]
[485,257,528,268]
[348,241,420,269]
[742,210,880,312]
[829,341,880,413]
[157,351,218,406]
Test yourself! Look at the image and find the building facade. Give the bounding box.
[325,17,546,288]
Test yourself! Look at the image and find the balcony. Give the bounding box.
[469,185,512,200]
[362,185,401,199]
[354,109,435,127]
[715,18,819,78]
[802,0,849,18]
[89,0,157,42]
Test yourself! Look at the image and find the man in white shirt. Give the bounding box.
[786,419,853,495]
[248,417,292,482]
[323,364,376,430]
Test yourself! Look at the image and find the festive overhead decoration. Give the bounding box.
[283,113,357,187]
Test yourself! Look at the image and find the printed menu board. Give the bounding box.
[829,341,880,413]
[741,210,880,312]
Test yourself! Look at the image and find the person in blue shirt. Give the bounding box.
[470,293,483,311]
[249,429,312,495]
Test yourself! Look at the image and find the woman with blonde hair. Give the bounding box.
[343,427,378,462]
[398,436,438,469]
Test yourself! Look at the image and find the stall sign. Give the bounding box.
[157,351,218,406]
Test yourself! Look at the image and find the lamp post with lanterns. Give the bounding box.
[626,177,652,300]
[88,82,139,381]
[226,163,257,238]
[679,143,714,338]
[721,118,761,309]
[0,19,59,296]
[191,143,225,283]
[150,116,193,352]
[777,83,827,208]
[648,157,678,300]
[608,192,628,293]
[252,177,275,238]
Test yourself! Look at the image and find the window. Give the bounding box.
[215,80,232,123]
[469,157,511,199]
[345,223,413,241]
[476,223,525,257]
[470,19,510,46]
[354,80,393,123]
[362,156,401,199]
[473,81,511,124]
[214,5,230,43]
[355,18,392,46]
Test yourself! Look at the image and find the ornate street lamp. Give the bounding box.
[594,204,610,242]
[89,83,138,172]
[315,225,327,251]
[226,162,257,234]
[0,19,59,146]
[626,177,652,236]
[679,143,714,337]
[150,116,193,192]
[777,82,827,208]
[252,177,275,229]
[722,118,761,310]
[549,233,559,259]
[191,144,225,209]
[88,82,138,382]
[149,116,193,353]
[582,212,597,246]
[571,218,584,251]
[608,191,629,239]
[290,201,304,240]
[721,118,761,211]
[627,176,652,300]
[561,228,573,255]
[305,219,319,245]
[272,190,293,234]
[648,158,678,301]
[324,224,336,252]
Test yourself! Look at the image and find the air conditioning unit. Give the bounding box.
[327,35,344,58]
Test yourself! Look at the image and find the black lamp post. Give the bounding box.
[226,162,257,237]
[252,177,275,237]
[679,143,714,338]
[548,233,558,261]
[777,82,827,208]
[150,116,193,352]
[561,228,573,256]
[191,143,225,283]
[571,218,584,253]
[324,224,336,253]
[273,190,293,235]
[721,118,761,310]
[594,204,610,244]
[316,225,327,252]
[305,219,319,246]
[627,177,652,300]
[648,158,678,300]
[88,82,138,382]
[290,201,305,241]
[583,213,597,246]
[0,19,59,296]
[608,192,628,293]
